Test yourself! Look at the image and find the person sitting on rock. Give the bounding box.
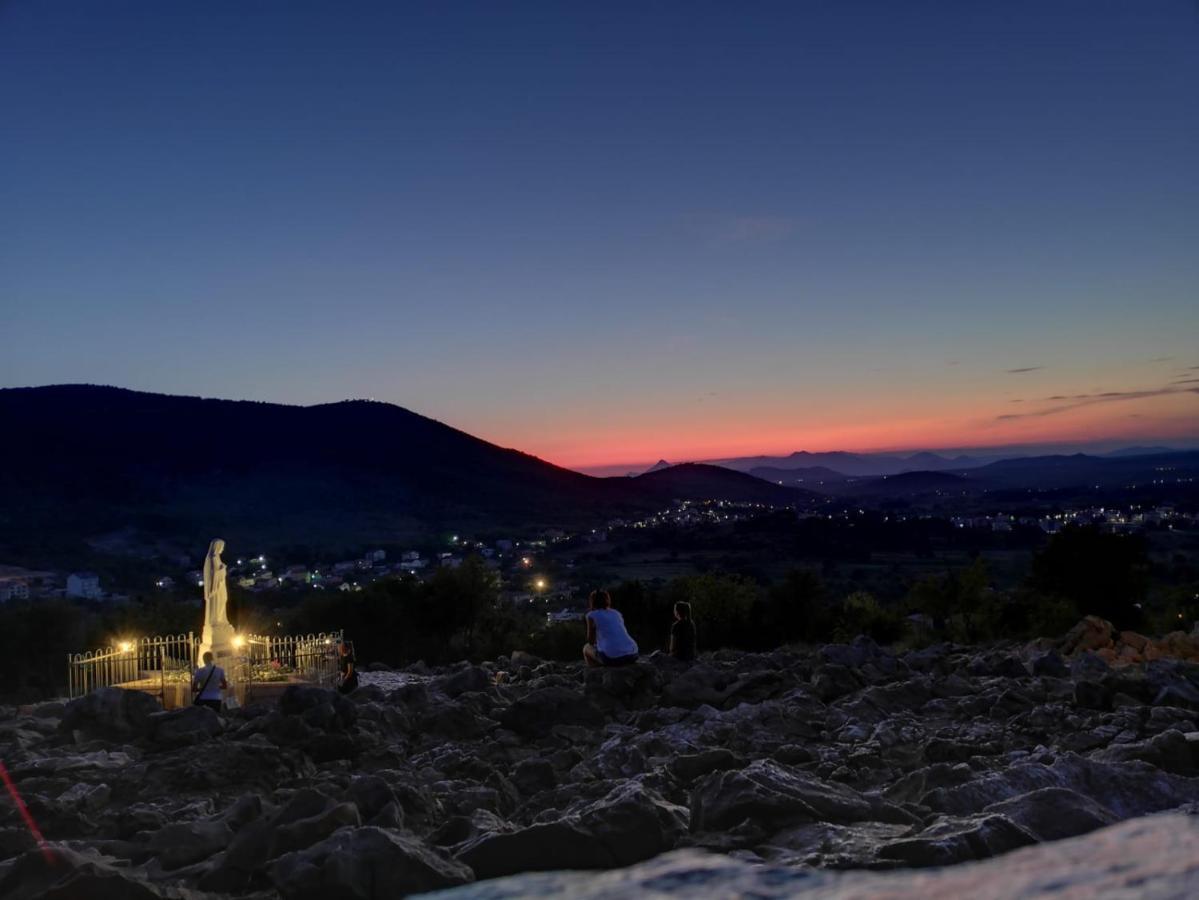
[669,601,697,662]
[583,589,639,667]
[192,651,228,711]
[337,640,359,694]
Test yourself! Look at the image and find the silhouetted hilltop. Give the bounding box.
[0,386,811,556]
[630,463,819,505]
[748,465,850,485]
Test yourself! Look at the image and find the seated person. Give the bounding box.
[669,601,697,662]
[583,590,638,667]
[336,640,359,694]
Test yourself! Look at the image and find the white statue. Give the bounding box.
[203,538,229,627]
[199,538,236,662]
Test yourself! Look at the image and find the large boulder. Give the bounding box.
[147,818,233,870]
[497,687,604,737]
[982,787,1118,842]
[1060,616,1114,655]
[690,760,913,833]
[457,783,685,879]
[0,844,167,899]
[279,686,357,731]
[147,706,222,746]
[878,813,1037,866]
[269,826,472,899]
[435,665,493,698]
[59,688,161,741]
[418,814,1199,899]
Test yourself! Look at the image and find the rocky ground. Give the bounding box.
[1,619,1198,898]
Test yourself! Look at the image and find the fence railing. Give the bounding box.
[66,629,343,700]
[67,632,198,699]
[238,631,344,696]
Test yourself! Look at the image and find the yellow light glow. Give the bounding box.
[232,635,246,649]
[118,641,133,653]
[534,578,546,591]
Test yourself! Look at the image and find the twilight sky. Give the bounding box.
[2,1,1197,471]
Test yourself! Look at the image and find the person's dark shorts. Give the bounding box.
[598,651,638,667]
[194,698,221,711]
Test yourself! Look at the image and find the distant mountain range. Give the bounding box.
[712,450,994,477]
[0,386,812,559]
[2,385,1195,566]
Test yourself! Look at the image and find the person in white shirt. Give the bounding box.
[583,589,639,667]
[192,651,228,711]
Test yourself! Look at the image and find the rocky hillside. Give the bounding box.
[2,622,1199,898]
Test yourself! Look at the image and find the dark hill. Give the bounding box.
[748,465,849,486]
[629,463,820,505]
[836,469,976,498]
[0,386,812,559]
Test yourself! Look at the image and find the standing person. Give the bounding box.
[192,651,227,711]
[669,601,697,662]
[337,640,359,694]
[583,590,639,667]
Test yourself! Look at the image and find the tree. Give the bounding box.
[908,558,992,641]
[1028,526,1148,628]
[760,568,832,644]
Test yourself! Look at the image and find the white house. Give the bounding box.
[0,578,30,602]
[66,572,103,600]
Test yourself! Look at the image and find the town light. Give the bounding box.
[118,641,133,653]
[232,635,246,649]
[534,578,546,591]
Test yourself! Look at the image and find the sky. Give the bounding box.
[2,1,1197,472]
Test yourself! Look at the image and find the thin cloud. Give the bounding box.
[718,215,794,243]
[1007,366,1044,374]
[1173,377,1199,385]
[996,386,1199,421]
[1149,356,1174,363]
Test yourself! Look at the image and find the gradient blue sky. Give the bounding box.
[3,1,1197,470]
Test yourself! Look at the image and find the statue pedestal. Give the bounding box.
[199,621,237,667]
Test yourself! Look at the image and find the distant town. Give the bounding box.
[1,497,1191,628]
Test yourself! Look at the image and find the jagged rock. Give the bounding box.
[147,706,222,746]
[1061,616,1114,654]
[669,749,741,783]
[1029,649,1068,677]
[497,686,604,737]
[510,650,541,669]
[512,757,557,796]
[690,759,914,832]
[421,813,1199,898]
[349,774,401,821]
[147,818,233,870]
[0,844,168,899]
[457,783,685,879]
[810,664,860,701]
[55,782,111,813]
[59,687,161,741]
[878,813,1036,866]
[437,666,493,698]
[279,686,357,731]
[1094,728,1199,776]
[982,786,1118,841]
[274,802,361,855]
[270,826,472,898]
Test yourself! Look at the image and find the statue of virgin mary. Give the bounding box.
[203,538,229,627]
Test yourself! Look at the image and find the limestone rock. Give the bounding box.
[270,826,473,899]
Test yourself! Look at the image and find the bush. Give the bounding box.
[835,591,903,644]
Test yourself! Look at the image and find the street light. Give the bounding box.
[118,641,133,653]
